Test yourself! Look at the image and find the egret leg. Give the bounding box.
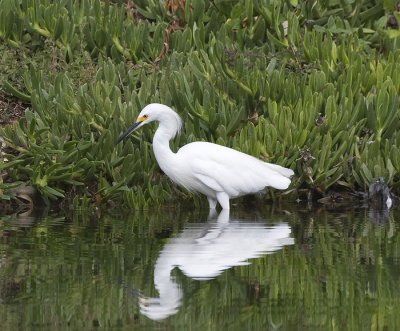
[216,192,230,210]
[216,209,230,223]
[207,208,218,220]
[207,197,217,209]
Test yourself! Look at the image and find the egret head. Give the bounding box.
[115,103,182,145]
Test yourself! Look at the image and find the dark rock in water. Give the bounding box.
[368,178,392,209]
[368,208,390,224]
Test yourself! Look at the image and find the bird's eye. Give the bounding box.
[137,114,148,123]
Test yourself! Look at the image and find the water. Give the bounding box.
[0,205,399,330]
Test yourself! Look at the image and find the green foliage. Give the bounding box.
[0,0,400,207]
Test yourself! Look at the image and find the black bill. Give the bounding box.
[115,121,141,145]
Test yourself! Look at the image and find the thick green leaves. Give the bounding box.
[1,0,400,207]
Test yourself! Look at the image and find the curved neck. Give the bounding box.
[152,123,177,172]
[139,253,182,320]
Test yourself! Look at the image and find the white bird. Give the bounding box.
[116,103,294,209]
[139,209,294,320]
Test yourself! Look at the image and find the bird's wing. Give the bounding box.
[178,142,292,197]
[191,157,264,197]
[194,173,224,192]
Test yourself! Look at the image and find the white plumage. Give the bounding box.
[139,209,294,320]
[116,103,294,209]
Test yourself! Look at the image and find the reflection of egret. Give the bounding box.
[116,103,294,209]
[139,210,294,321]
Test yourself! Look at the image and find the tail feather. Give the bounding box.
[263,162,294,178]
[267,175,291,190]
[259,162,294,190]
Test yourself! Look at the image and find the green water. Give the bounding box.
[0,205,399,330]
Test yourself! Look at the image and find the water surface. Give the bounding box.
[0,205,399,330]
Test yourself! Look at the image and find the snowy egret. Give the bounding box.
[116,103,294,209]
[139,210,294,320]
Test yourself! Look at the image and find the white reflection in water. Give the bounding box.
[140,209,294,320]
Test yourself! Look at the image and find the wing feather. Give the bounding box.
[177,142,293,198]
